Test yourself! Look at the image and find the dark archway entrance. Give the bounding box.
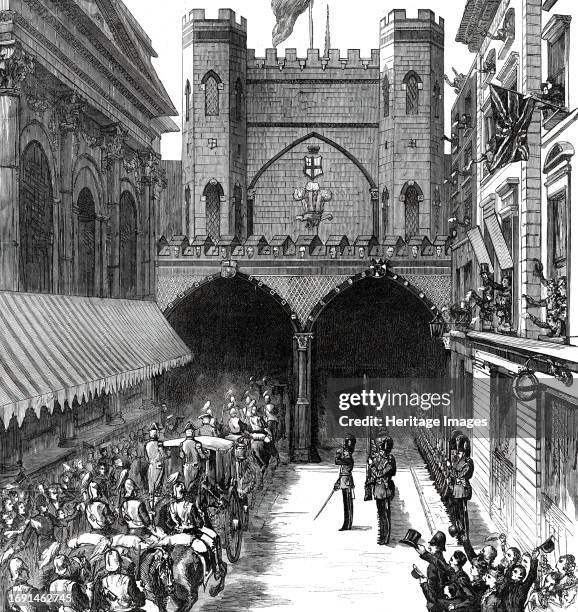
[311,276,448,446]
[164,276,294,415]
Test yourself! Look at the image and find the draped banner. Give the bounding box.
[272,0,311,46]
[486,84,536,174]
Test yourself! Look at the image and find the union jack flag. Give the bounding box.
[486,84,536,174]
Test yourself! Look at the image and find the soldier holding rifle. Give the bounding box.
[366,436,396,545]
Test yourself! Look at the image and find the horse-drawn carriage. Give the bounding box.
[163,435,253,563]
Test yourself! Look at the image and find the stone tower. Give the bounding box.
[182,9,248,239]
[379,9,445,239]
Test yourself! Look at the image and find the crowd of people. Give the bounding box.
[407,528,577,611]
[0,376,283,612]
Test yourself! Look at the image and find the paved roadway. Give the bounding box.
[193,440,495,612]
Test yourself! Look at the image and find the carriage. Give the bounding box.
[163,435,253,563]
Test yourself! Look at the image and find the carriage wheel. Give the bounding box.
[224,490,243,563]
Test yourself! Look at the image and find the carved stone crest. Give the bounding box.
[0,41,34,91]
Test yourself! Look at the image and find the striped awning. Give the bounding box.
[484,213,514,270]
[467,226,494,273]
[0,292,192,427]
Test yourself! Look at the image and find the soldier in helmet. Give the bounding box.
[145,423,165,510]
[367,436,397,545]
[47,555,90,612]
[92,548,146,612]
[180,422,209,491]
[334,435,356,531]
[119,479,152,538]
[448,435,474,542]
[5,557,47,612]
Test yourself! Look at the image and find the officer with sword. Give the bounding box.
[314,435,356,531]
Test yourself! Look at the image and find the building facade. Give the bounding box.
[177,8,447,244]
[0,0,189,486]
[444,0,578,555]
[155,8,454,462]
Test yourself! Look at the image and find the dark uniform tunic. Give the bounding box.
[334,450,354,491]
[368,451,396,499]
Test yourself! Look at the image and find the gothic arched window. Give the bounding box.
[403,71,421,115]
[383,74,390,117]
[401,182,423,239]
[234,78,243,122]
[233,184,243,238]
[184,79,191,122]
[119,191,138,299]
[77,187,96,297]
[202,71,221,117]
[204,180,223,240]
[19,141,54,294]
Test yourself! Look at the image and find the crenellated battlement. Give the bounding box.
[246,48,380,72]
[380,8,444,30]
[182,8,247,32]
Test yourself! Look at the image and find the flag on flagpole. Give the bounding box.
[485,84,536,174]
[272,0,311,47]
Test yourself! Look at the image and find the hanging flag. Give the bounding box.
[272,0,311,47]
[486,84,536,174]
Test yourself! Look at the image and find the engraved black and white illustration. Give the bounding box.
[0,0,577,610]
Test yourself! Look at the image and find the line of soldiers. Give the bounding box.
[403,527,578,611]
[420,432,475,543]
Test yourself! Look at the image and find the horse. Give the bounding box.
[137,546,177,612]
[250,435,279,488]
[154,503,228,609]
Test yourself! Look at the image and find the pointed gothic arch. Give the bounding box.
[248,131,377,191]
[403,71,422,115]
[203,180,224,240]
[202,70,222,117]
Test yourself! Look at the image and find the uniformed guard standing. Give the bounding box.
[180,422,209,491]
[448,435,474,542]
[367,436,397,545]
[145,423,165,511]
[334,435,356,531]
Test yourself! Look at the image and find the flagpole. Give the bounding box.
[309,0,314,50]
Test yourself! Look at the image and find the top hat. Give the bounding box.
[400,529,422,548]
[537,536,555,554]
[480,263,491,274]
[411,564,426,580]
[429,531,447,551]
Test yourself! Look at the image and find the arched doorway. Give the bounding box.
[164,276,295,416]
[19,141,54,293]
[77,187,96,296]
[311,276,447,446]
[119,191,138,298]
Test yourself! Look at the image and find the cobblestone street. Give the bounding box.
[195,440,495,611]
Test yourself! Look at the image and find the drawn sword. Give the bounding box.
[313,487,336,520]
